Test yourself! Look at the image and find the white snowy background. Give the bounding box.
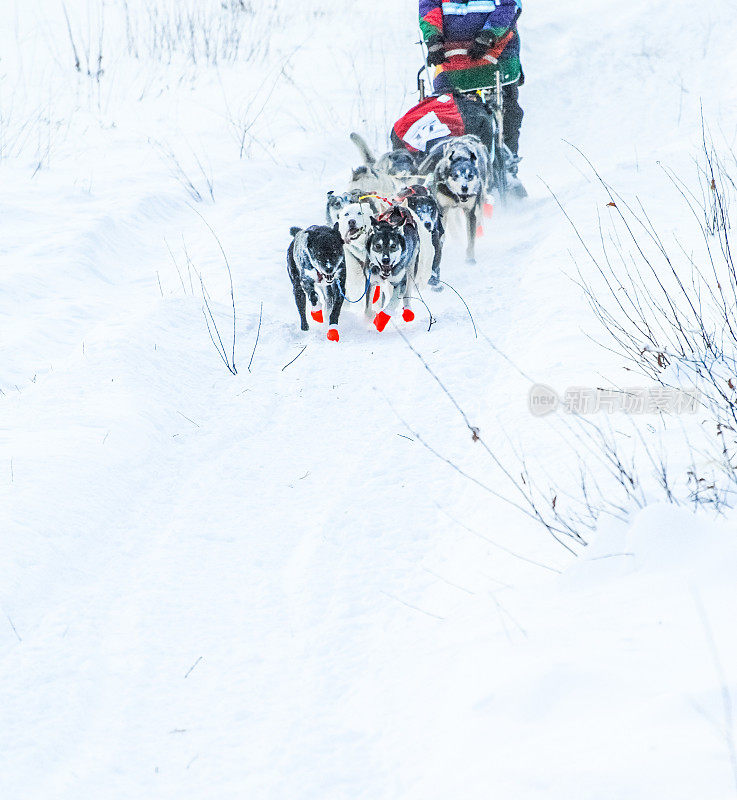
[2,1,737,797]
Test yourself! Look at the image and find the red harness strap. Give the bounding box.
[393,185,429,203]
[377,204,417,230]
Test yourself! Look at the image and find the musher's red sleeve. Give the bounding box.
[419,0,443,41]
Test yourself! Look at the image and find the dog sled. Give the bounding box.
[391,48,519,204]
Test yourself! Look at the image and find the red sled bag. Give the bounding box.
[392,94,466,154]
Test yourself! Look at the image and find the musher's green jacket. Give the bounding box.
[420,0,522,91]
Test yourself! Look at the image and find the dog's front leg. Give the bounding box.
[364,279,375,317]
[366,276,382,318]
[288,246,310,331]
[305,280,324,324]
[401,266,417,324]
[401,295,415,323]
[326,281,344,342]
[373,282,403,332]
[438,203,450,239]
[293,282,309,331]
[466,206,478,264]
[429,230,443,290]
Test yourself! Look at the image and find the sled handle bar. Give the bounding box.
[417,67,427,100]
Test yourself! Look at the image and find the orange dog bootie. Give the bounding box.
[373,311,391,332]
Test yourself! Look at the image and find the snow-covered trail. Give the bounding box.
[3,0,737,797]
[2,162,566,800]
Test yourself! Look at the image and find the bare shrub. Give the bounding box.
[395,133,737,550]
[120,0,282,67]
[561,135,737,488]
[152,140,215,203]
[62,2,105,82]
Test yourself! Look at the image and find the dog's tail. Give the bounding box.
[289,226,302,238]
[350,132,376,167]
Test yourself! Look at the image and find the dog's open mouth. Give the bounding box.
[344,229,363,243]
[371,265,392,280]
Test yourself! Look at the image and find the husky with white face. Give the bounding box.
[334,199,387,305]
[336,202,370,304]
[325,189,383,227]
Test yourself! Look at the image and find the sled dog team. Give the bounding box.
[287,131,494,342]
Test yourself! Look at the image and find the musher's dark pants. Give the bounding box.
[455,84,523,156]
[501,81,523,156]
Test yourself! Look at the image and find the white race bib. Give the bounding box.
[403,111,452,152]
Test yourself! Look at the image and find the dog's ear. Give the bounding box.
[370,216,378,227]
[470,151,477,161]
[327,190,334,197]
[333,221,340,232]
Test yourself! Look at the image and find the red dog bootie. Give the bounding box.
[402,308,415,322]
[483,202,494,218]
[326,327,339,342]
[373,311,391,332]
[476,225,485,238]
[311,309,324,323]
[372,286,381,305]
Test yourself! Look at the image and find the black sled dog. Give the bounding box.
[287,225,346,342]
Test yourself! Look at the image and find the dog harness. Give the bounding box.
[377,204,418,230]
